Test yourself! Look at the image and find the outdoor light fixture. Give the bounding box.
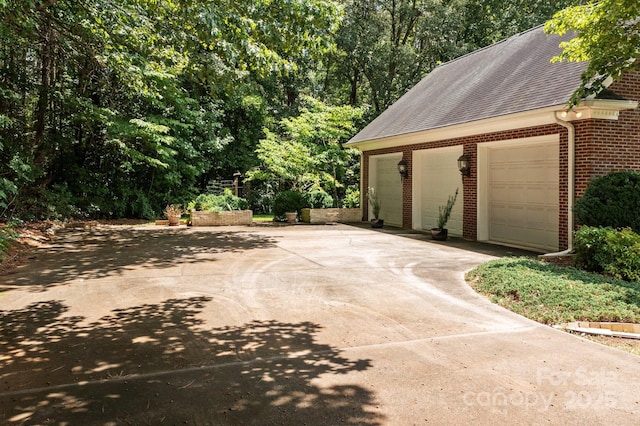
[457,154,471,177]
[397,159,408,179]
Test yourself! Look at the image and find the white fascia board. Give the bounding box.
[345,106,562,151]
[347,100,638,152]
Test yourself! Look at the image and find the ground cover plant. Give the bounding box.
[187,190,249,212]
[467,257,640,325]
[0,222,18,261]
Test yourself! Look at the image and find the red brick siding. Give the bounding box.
[574,71,640,197]
[363,124,568,248]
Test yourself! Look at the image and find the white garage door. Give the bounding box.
[370,155,402,226]
[487,141,559,251]
[414,147,463,233]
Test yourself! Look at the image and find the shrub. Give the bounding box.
[342,186,360,208]
[303,190,334,209]
[272,190,304,221]
[188,189,249,212]
[574,170,640,233]
[574,226,640,282]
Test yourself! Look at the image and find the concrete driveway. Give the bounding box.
[1,223,639,425]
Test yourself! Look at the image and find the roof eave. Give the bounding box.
[345,106,562,151]
[346,100,638,152]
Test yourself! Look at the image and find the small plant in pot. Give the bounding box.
[368,187,383,228]
[165,204,184,226]
[431,188,458,240]
[273,190,304,224]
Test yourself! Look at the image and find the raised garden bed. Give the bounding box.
[300,208,362,224]
[190,210,253,226]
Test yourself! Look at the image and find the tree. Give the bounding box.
[544,0,640,106]
[323,0,579,115]
[247,97,365,206]
[0,0,343,219]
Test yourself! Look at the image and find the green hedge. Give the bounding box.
[574,170,640,233]
[574,226,640,282]
[272,191,304,221]
[187,190,249,212]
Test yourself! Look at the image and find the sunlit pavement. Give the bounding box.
[2,223,639,425]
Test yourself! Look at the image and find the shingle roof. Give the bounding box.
[348,25,588,144]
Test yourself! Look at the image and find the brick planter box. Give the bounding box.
[190,210,253,226]
[300,208,362,224]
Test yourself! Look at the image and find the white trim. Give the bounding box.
[477,134,560,244]
[346,100,637,152]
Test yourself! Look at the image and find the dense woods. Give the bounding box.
[0,0,587,219]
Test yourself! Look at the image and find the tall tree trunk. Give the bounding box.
[350,68,359,105]
[33,15,52,168]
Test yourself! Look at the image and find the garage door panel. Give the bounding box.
[375,157,403,226]
[418,147,463,234]
[487,141,559,251]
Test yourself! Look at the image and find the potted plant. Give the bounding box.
[272,190,304,224]
[368,187,383,228]
[165,204,183,226]
[431,188,458,240]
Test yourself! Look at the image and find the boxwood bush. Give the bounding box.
[574,226,640,282]
[272,190,304,221]
[574,170,640,233]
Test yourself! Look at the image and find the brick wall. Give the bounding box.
[363,124,567,247]
[190,210,253,226]
[574,71,640,197]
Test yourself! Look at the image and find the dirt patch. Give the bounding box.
[0,219,152,275]
[571,332,640,356]
[0,221,60,275]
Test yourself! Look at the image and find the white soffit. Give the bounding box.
[348,100,638,152]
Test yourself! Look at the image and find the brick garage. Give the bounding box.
[348,25,639,252]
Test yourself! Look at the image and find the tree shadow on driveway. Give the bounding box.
[2,227,278,291]
[0,296,381,425]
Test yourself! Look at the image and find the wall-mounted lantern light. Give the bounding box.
[457,154,471,177]
[397,159,408,179]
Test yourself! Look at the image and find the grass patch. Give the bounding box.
[253,214,274,222]
[467,257,640,325]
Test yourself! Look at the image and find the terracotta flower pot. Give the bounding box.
[168,215,181,226]
[285,212,297,224]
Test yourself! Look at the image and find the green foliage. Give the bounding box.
[303,190,334,209]
[573,171,640,233]
[272,191,305,221]
[188,190,249,212]
[329,0,577,112]
[574,226,640,282]
[247,97,364,206]
[0,0,342,220]
[0,221,19,260]
[437,188,458,229]
[573,226,609,272]
[468,257,640,324]
[545,0,640,106]
[343,186,360,209]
